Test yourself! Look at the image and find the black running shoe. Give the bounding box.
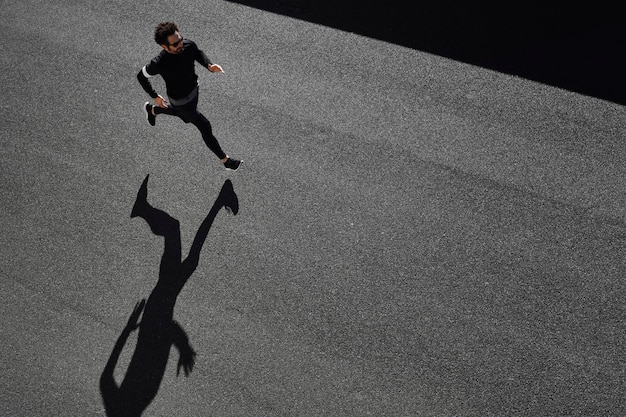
[223,158,242,171]
[144,102,155,126]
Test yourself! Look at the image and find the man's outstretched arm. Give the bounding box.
[191,40,223,73]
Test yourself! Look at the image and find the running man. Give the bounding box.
[137,22,242,171]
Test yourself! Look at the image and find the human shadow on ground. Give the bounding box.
[227,0,625,105]
[100,176,239,417]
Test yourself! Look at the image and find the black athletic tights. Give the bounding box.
[153,97,227,160]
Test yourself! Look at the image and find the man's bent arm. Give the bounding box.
[137,66,158,98]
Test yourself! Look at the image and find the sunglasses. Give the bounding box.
[170,37,183,47]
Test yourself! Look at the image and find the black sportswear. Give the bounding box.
[137,39,212,100]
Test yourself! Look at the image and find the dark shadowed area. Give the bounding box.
[227,0,626,104]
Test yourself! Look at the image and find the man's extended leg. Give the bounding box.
[190,112,227,160]
[174,96,241,169]
[192,113,242,170]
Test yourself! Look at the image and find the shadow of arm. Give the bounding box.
[100,300,146,405]
[171,320,196,377]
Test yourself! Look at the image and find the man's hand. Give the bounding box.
[154,95,168,108]
[208,64,224,73]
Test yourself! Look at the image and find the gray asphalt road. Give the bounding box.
[2,1,625,416]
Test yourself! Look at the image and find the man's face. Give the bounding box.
[162,31,184,54]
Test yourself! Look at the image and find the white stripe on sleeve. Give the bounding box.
[142,66,153,78]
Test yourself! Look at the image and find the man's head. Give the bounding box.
[154,22,184,54]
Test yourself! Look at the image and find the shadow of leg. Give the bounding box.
[181,179,239,279]
[101,177,239,416]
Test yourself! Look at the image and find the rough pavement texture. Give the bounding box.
[1,1,625,416]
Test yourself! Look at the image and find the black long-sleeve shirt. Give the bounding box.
[137,39,213,100]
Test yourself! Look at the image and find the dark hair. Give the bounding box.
[154,22,179,45]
